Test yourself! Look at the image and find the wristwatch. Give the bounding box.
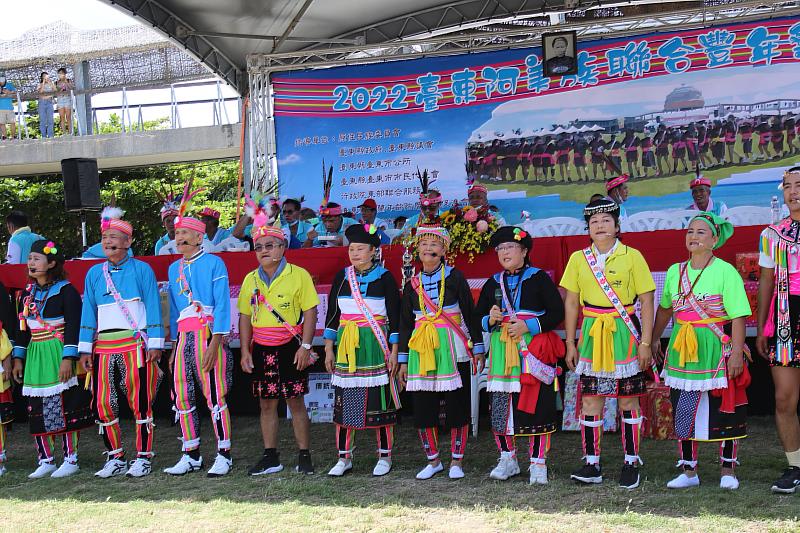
[301,342,313,350]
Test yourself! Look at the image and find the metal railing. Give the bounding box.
[8,79,241,140]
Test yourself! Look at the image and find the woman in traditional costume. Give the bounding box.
[324,223,401,477]
[560,199,655,489]
[652,212,750,490]
[398,224,485,480]
[12,239,93,478]
[476,226,565,484]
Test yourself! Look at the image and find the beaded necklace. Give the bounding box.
[417,265,446,319]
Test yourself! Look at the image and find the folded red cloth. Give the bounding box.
[528,330,565,364]
[710,364,751,414]
[519,331,566,414]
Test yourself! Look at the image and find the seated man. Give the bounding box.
[305,202,357,248]
[686,173,727,216]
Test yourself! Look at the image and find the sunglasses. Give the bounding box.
[254,243,285,252]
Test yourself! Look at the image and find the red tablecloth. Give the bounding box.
[0,225,764,293]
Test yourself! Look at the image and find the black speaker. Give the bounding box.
[61,158,101,211]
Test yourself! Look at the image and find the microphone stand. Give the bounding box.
[80,210,88,252]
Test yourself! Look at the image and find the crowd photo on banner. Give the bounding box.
[0,13,800,504]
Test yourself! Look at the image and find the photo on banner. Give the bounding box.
[272,17,800,225]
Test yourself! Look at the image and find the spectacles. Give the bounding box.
[254,243,285,252]
[496,244,521,252]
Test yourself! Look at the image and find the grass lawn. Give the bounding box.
[1,414,797,532]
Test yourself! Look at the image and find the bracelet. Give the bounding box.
[640,341,650,347]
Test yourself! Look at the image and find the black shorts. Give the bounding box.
[252,339,309,399]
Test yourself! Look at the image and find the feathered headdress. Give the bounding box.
[602,153,629,192]
[174,169,207,234]
[319,160,341,216]
[157,185,179,220]
[246,193,284,242]
[689,165,711,189]
[100,206,132,236]
[417,168,442,207]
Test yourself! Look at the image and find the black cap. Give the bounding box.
[345,223,381,247]
[30,239,64,264]
[489,225,532,251]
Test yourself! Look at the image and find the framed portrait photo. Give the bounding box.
[542,31,578,76]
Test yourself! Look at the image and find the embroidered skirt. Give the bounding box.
[406,326,466,393]
[664,323,729,391]
[331,325,389,388]
[251,339,308,399]
[575,306,642,380]
[768,294,800,368]
[490,386,557,437]
[23,338,93,437]
[670,389,746,441]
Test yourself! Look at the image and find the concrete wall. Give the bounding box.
[0,124,241,176]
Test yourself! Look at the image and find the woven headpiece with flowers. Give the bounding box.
[246,193,284,242]
[415,223,451,250]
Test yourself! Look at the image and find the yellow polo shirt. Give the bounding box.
[560,243,655,307]
[237,263,319,327]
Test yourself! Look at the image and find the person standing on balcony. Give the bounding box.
[0,71,17,140]
[5,211,44,265]
[37,72,56,139]
[55,68,74,136]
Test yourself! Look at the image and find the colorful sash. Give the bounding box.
[345,266,401,408]
[763,220,797,365]
[582,247,659,382]
[248,272,302,343]
[102,262,146,368]
[410,276,476,374]
[678,261,751,369]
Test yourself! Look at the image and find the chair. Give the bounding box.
[723,206,772,227]
[530,216,586,237]
[621,211,683,233]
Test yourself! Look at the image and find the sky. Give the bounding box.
[5,0,240,128]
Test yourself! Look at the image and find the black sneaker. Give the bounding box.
[570,463,603,484]
[619,463,640,489]
[771,466,800,494]
[248,451,284,476]
[296,450,315,475]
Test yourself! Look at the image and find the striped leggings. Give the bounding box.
[335,424,394,459]
[172,329,233,452]
[494,433,552,464]
[35,432,79,462]
[92,348,159,459]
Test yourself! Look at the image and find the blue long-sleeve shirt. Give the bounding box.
[79,258,164,353]
[167,251,231,337]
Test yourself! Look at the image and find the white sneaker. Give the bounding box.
[667,472,700,489]
[448,464,465,479]
[328,458,353,477]
[94,458,127,478]
[126,458,152,478]
[529,464,548,485]
[28,459,57,479]
[164,454,203,476]
[373,458,391,477]
[0,464,5,476]
[51,457,80,478]
[489,452,520,481]
[415,462,444,480]
[720,475,739,490]
[207,454,232,477]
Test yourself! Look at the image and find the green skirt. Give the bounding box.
[576,315,641,379]
[407,327,462,392]
[332,325,389,388]
[22,337,78,397]
[487,331,532,393]
[664,325,727,391]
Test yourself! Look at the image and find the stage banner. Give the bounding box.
[272,17,800,223]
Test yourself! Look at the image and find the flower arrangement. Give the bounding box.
[438,203,499,261]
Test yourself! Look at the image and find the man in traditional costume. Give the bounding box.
[560,199,655,489]
[163,185,234,477]
[398,224,485,480]
[687,170,727,216]
[653,213,750,490]
[476,226,565,484]
[324,223,401,477]
[756,166,800,494]
[238,197,319,476]
[79,208,164,478]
